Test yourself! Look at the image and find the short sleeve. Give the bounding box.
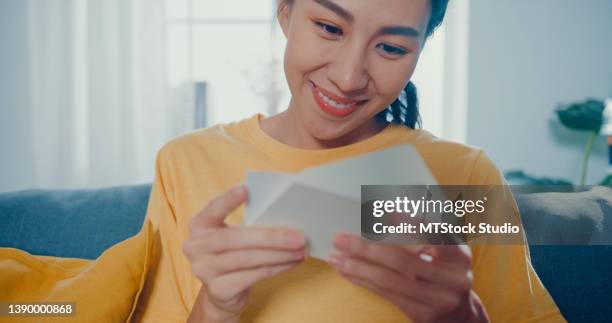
[131,147,191,322]
[468,151,566,323]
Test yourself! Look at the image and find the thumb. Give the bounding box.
[189,184,248,233]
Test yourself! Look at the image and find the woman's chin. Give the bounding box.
[295,101,380,145]
[304,119,358,145]
[307,127,342,142]
[299,121,337,141]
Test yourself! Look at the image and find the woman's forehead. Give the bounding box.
[299,0,431,33]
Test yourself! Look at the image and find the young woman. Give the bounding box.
[133,0,564,322]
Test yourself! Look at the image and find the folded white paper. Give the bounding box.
[245,144,438,259]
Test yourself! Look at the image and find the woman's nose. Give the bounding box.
[327,46,369,94]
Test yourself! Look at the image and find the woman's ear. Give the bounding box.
[277,1,291,38]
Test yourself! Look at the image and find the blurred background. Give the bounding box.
[0,0,611,193]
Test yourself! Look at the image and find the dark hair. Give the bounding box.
[278,0,450,129]
[377,0,449,129]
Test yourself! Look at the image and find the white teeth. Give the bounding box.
[317,90,359,110]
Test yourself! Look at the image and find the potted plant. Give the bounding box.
[556,99,606,185]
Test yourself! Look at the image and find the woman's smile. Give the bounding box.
[309,80,369,118]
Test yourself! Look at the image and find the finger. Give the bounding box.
[329,252,418,299]
[335,255,463,316]
[334,234,420,274]
[191,226,306,253]
[431,244,472,268]
[202,227,306,252]
[212,249,306,276]
[207,261,301,303]
[335,234,440,278]
[337,233,424,257]
[332,236,472,292]
[334,253,456,306]
[190,185,248,232]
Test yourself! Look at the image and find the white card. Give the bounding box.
[245,144,438,259]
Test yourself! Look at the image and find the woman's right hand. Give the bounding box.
[183,184,307,322]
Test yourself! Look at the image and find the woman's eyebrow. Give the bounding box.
[313,0,354,23]
[312,0,419,38]
[378,26,420,38]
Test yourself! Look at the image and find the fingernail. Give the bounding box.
[419,253,433,262]
[327,252,345,270]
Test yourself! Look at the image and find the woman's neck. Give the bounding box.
[260,105,389,150]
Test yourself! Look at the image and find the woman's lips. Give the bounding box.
[310,81,367,118]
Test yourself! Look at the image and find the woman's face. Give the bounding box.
[278,0,431,141]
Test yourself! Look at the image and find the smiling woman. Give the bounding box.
[261,0,438,148]
[131,1,566,322]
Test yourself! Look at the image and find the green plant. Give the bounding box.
[556,99,605,185]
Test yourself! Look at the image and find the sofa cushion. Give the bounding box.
[529,245,612,323]
[0,219,156,322]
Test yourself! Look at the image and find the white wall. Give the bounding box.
[466,0,612,184]
[0,0,35,192]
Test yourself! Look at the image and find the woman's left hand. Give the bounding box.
[327,234,490,323]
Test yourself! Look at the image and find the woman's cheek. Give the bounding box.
[370,73,406,106]
[287,32,335,71]
[372,58,418,103]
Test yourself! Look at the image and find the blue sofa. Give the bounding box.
[1,184,611,322]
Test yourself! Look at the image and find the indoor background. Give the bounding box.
[1,0,611,193]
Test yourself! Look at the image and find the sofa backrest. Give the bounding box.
[0,184,151,259]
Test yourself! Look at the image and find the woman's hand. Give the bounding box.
[327,235,489,323]
[183,184,307,323]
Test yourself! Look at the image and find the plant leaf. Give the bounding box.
[556,99,605,132]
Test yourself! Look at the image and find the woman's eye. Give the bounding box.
[314,21,343,36]
[376,43,408,57]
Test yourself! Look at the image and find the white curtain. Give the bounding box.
[23,0,184,190]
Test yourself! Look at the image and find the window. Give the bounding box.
[166,0,287,127]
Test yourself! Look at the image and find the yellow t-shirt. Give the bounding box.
[132,114,565,323]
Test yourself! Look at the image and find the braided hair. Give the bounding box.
[375,0,449,129]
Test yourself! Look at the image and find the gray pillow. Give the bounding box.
[515,186,612,245]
